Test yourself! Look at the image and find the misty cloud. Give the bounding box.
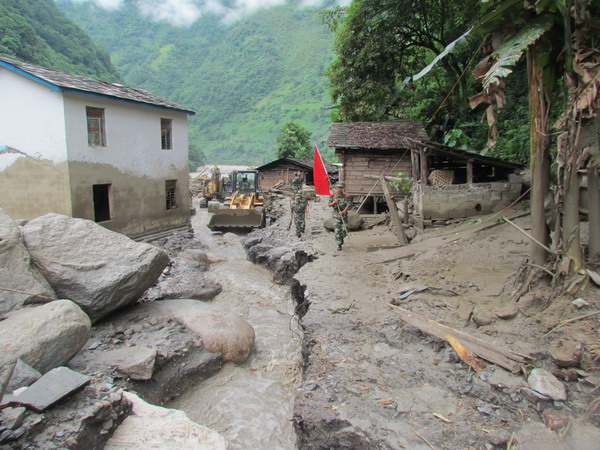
[66,0,346,26]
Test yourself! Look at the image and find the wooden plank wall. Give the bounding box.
[258,165,309,191]
[341,151,412,195]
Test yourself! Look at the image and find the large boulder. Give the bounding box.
[143,257,222,302]
[323,211,363,231]
[0,300,91,374]
[149,299,255,363]
[0,207,56,314]
[21,214,169,322]
[106,392,228,449]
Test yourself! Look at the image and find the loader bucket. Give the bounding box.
[207,209,265,232]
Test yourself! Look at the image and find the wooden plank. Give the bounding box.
[380,176,408,244]
[388,305,529,372]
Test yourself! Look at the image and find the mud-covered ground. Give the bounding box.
[252,193,600,449]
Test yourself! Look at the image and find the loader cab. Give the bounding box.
[232,170,259,194]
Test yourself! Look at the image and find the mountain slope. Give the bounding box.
[55,0,335,165]
[0,0,121,82]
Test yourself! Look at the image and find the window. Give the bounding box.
[86,107,106,147]
[165,180,177,210]
[161,118,173,150]
[93,184,111,222]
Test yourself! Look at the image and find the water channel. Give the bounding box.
[168,204,303,449]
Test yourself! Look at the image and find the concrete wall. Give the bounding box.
[0,68,72,219]
[414,175,522,221]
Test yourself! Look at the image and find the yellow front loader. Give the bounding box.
[207,170,266,231]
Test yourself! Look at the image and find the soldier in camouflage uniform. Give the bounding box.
[291,194,308,238]
[291,171,303,196]
[328,183,351,250]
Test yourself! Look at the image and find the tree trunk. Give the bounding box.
[527,47,551,267]
[588,165,600,260]
[560,131,583,275]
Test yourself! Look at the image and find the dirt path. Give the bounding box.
[260,194,600,449]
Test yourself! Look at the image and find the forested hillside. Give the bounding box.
[56,0,335,165]
[0,0,121,82]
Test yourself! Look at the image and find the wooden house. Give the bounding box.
[327,120,427,195]
[255,157,337,191]
[327,121,524,223]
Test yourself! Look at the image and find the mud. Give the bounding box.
[251,194,600,449]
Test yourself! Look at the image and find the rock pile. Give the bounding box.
[0,208,235,448]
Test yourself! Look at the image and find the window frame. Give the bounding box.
[86,107,106,147]
[161,118,173,150]
[165,179,177,210]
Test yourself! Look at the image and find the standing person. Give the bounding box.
[290,194,308,238]
[328,183,351,250]
[291,171,303,196]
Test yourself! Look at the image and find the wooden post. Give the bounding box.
[380,176,408,244]
[411,150,419,182]
[420,148,428,185]
[466,159,474,185]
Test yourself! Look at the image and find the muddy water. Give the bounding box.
[168,204,303,449]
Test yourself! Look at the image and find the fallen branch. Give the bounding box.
[413,430,436,450]
[389,304,530,372]
[543,310,600,337]
[502,216,557,255]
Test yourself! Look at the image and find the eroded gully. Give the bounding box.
[167,204,304,449]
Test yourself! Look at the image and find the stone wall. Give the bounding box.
[414,174,523,221]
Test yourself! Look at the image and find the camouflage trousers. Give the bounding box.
[294,215,306,237]
[333,215,348,245]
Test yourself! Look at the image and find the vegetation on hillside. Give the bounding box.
[56,0,335,166]
[276,122,312,158]
[0,0,121,82]
[322,0,531,164]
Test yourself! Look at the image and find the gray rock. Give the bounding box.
[6,359,42,392]
[0,300,91,373]
[11,366,90,412]
[21,214,169,322]
[0,358,16,399]
[528,368,567,401]
[150,257,222,301]
[0,407,26,430]
[90,347,157,381]
[323,211,363,231]
[0,207,56,314]
[472,305,497,327]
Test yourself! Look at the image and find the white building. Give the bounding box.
[0,56,195,238]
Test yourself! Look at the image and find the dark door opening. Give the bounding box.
[93,184,111,222]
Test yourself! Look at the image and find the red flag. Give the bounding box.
[313,145,330,195]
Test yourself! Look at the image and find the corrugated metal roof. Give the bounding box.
[327,120,428,149]
[0,56,195,115]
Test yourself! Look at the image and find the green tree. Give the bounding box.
[472,0,599,283]
[188,144,206,172]
[325,0,481,125]
[276,122,312,158]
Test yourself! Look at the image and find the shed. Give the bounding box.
[255,157,336,191]
[327,121,524,224]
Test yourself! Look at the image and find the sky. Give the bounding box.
[68,0,351,26]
